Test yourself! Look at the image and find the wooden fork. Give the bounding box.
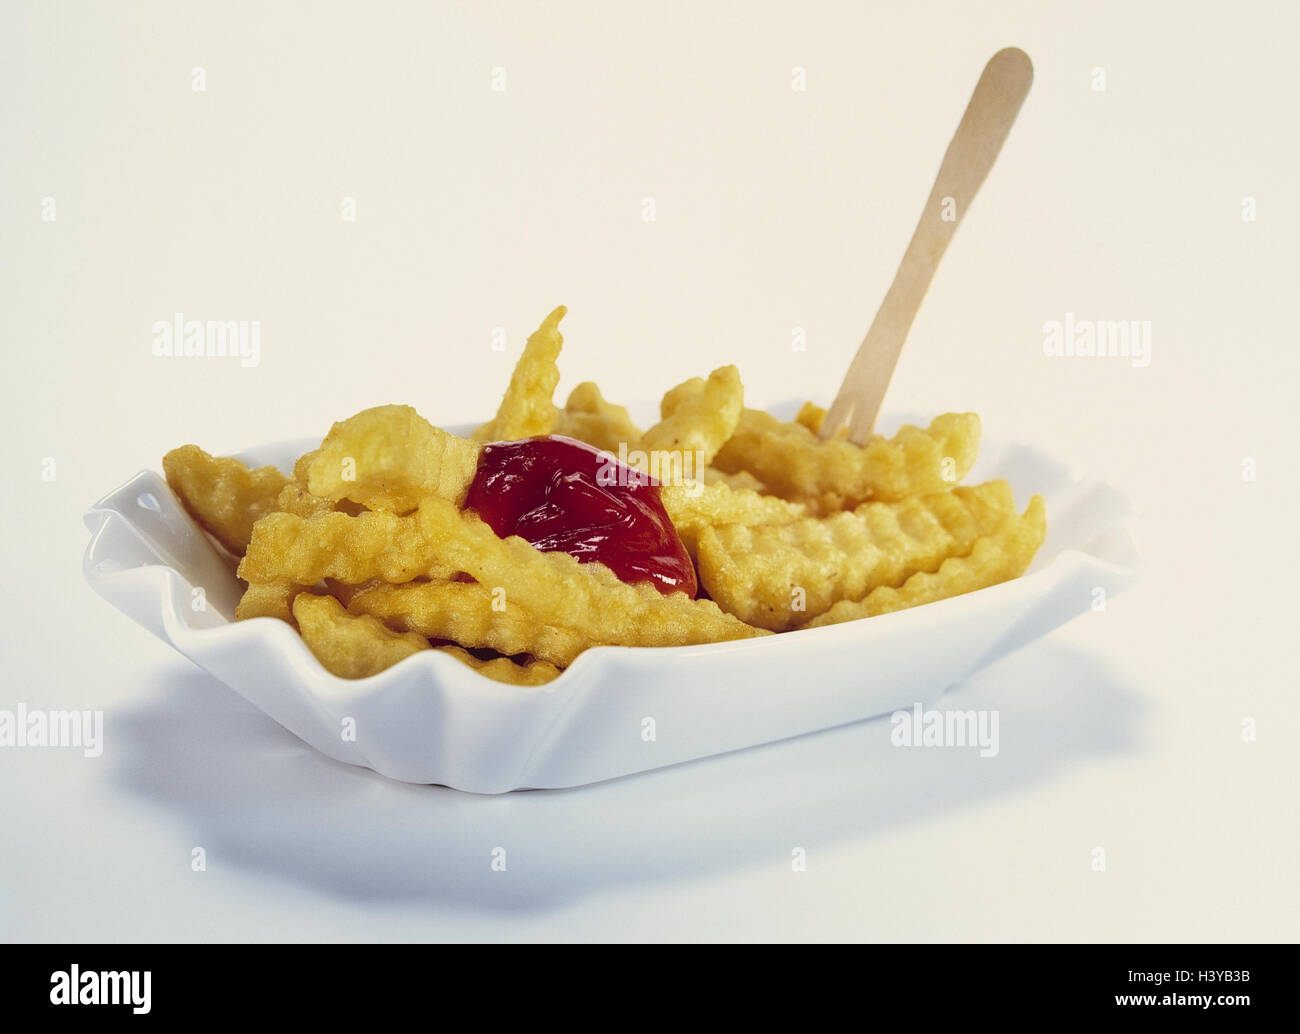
[821,47,1033,443]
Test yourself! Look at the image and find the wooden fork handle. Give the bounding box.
[822,47,1033,443]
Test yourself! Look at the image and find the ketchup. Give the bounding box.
[465,435,697,597]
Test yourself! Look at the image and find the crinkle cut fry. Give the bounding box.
[696,481,1018,631]
[438,645,561,686]
[659,481,806,554]
[348,580,588,668]
[291,449,319,486]
[275,482,336,518]
[804,495,1047,626]
[639,365,743,470]
[238,510,456,585]
[235,580,308,623]
[296,592,559,684]
[281,451,364,517]
[306,404,481,513]
[794,402,835,437]
[702,467,765,492]
[293,593,430,678]
[163,445,290,555]
[712,410,981,508]
[416,497,769,650]
[323,577,383,609]
[554,382,642,452]
[473,305,567,442]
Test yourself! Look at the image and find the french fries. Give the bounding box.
[640,365,744,470]
[275,483,338,519]
[660,481,806,553]
[163,305,1046,683]
[307,405,480,513]
[234,580,305,623]
[696,481,1017,631]
[804,496,1047,626]
[554,382,642,452]
[347,580,589,667]
[473,306,566,442]
[437,645,561,686]
[416,496,769,651]
[702,468,766,492]
[163,445,289,554]
[238,510,456,585]
[713,409,981,510]
[292,593,429,678]
[296,591,560,683]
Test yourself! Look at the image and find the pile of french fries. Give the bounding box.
[163,307,1045,683]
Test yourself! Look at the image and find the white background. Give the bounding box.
[1,0,1297,941]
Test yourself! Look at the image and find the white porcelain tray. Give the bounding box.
[83,420,1139,793]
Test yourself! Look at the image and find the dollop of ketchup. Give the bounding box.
[466,435,697,597]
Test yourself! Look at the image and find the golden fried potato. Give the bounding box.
[416,496,769,651]
[293,593,430,678]
[554,381,642,453]
[306,405,480,513]
[161,293,1050,683]
[658,376,704,418]
[437,645,561,686]
[348,580,587,667]
[322,578,383,608]
[640,365,743,471]
[163,445,290,555]
[473,305,567,442]
[235,580,307,623]
[697,481,1017,631]
[794,401,847,438]
[238,510,455,585]
[274,482,336,519]
[279,453,366,517]
[702,467,765,492]
[712,410,981,510]
[660,481,806,554]
[291,449,319,485]
[805,496,1047,626]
